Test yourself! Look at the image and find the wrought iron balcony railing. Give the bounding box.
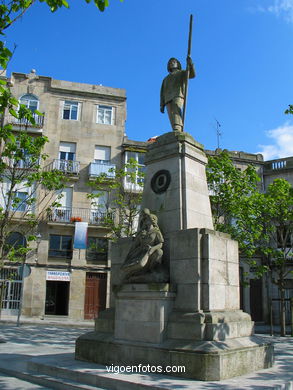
[6,112,45,129]
[47,207,114,226]
[45,159,80,175]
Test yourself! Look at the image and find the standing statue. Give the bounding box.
[121,209,164,282]
[160,56,195,132]
[160,15,195,132]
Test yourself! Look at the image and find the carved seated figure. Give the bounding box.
[121,208,164,282]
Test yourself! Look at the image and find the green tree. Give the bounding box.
[88,158,144,239]
[206,151,260,230]
[207,152,293,336]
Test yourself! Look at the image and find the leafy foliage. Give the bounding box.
[207,151,260,230]
[207,151,293,335]
[207,151,292,267]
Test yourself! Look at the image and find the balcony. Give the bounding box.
[45,159,80,175]
[47,207,114,226]
[264,157,293,172]
[6,112,45,132]
[89,162,116,179]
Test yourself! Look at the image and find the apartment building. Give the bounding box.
[1,70,131,321]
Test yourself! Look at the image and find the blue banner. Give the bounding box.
[74,222,88,249]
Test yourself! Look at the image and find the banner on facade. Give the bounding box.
[74,222,88,249]
[46,271,70,281]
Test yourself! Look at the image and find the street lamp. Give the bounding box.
[35,233,42,264]
[36,233,42,245]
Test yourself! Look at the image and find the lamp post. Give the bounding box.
[35,233,42,263]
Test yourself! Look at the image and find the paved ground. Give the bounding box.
[0,321,292,389]
[0,323,91,389]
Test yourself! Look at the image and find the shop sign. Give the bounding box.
[46,271,70,281]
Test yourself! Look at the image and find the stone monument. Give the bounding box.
[75,131,273,381]
[76,17,273,379]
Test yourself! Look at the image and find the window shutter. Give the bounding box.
[94,146,110,161]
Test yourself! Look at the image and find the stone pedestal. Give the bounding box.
[141,132,213,234]
[114,284,175,343]
[75,132,273,380]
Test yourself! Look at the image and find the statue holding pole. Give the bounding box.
[160,15,195,132]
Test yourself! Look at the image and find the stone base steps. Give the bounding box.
[0,364,104,390]
[0,346,292,390]
[27,355,162,390]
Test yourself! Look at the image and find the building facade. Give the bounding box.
[1,70,128,321]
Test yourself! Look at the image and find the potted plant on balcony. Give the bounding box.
[70,216,82,223]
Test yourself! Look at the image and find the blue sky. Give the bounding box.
[5,0,293,160]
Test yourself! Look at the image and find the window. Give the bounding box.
[91,191,109,224]
[124,151,145,188]
[53,188,73,222]
[97,105,114,125]
[49,235,73,259]
[4,232,27,257]
[18,94,42,126]
[86,237,108,262]
[63,101,79,120]
[91,191,108,212]
[15,146,33,169]
[59,142,76,161]
[19,94,39,112]
[11,191,29,212]
[94,145,111,163]
[56,142,79,174]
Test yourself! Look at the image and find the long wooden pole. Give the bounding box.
[182,14,193,132]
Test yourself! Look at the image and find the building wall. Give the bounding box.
[4,70,127,321]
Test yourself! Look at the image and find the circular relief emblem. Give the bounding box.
[151,170,171,194]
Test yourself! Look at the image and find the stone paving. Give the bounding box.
[0,322,292,389]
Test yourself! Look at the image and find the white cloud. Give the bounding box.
[258,123,293,160]
[255,0,293,23]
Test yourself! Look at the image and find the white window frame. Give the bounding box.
[96,105,114,125]
[8,180,35,213]
[59,142,76,161]
[94,145,111,164]
[62,100,80,121]
[124,151,145,190]
[19,94,39,112]
[11,191,29,212]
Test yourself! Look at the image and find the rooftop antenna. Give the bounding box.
[215,118,222,149]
